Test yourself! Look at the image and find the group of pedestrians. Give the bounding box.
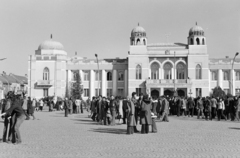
[88,92,172,135]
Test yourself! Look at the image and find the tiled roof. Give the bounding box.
[0,74,27,84]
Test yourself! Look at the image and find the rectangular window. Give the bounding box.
[136,88,142,96]
[117,88,124,96]
[223,70,230,80]
[236,89,240,96]
[95,89,101,96]
[236,71,240,80]
[118,71,124,81]
[107,89,112,97]
[211,71,218,81]
[196,88,202,97]
[84,89,89,97]
[83,71,89,81]
[95,71,102,81]
[43,89,48,97]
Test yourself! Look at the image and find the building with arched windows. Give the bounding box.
[28,24,240,99]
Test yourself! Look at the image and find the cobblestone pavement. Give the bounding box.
[1,109,240,158]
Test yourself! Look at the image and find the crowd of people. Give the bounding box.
[1,89,240,143]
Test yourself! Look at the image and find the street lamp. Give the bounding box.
[95,54,100,96]
[232,52,239,95]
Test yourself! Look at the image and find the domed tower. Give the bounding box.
[130,24,147,46]
[188,23,206,45]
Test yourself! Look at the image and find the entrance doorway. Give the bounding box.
[177,89,185,97]
[151,90,159,99]
[164,89,173,97]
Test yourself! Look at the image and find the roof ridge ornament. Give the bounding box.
[50,34,52,39]
[196,22,197,26]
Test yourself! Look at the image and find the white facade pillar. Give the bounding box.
[124,70,128,97]
[171,68,174,79]
[218,69,223,88]
[231,69,235,96]
[158,68,161,79]
[149,69,151,79]
[113,70,117,96]
[208,70,211,92]
[67,70,72,81]
[90,70,95,99]
[160,88,164,96]
[161,68,164,79]
[79,70,83,81]
[101,70,106,96]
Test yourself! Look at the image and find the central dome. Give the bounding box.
[189,23,204,36]
[38,39,64,50]
[131,24,146,37]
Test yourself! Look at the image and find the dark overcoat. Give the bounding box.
[127,100,136,127]
[27,100,34,114]
[140,101,152,125]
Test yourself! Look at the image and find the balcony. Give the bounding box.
[36,80,52,88]
[146,79,191,88]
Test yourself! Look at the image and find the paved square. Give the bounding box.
[1,110,240,158]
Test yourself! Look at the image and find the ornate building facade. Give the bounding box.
[28,24,240,99]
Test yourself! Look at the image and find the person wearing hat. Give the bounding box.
[140,95,152,134]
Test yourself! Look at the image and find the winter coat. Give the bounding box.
[140,100,152,125]
[127,99,136,127]
[27,100,34,114]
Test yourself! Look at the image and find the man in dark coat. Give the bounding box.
[64,98,70,117]
[91,97,97,121]
[187,97,195,117]
[109,96,117,126]
[0,97,11,143]
[122,97,129,124]
[97,96,103,124]
[140,95,152,134]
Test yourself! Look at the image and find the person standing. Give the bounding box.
[197,97,204,119]
[0,97,11,143]
[204,97,212,121]
[118,97,123,124]
[109,96,117,126]
[102,97,109,125]
[127,95,136,135]
[39,99,44,111]
[211,97,217,119]
[187,97,195,117]
[27,97,36,120]
[140,95,152,134]
[181,97,187,116]
[97,96,103,124]
[232,96,239,121]
[69,98,73,115]
[217,98,227,121]
[151,98,158,133]
[75,98,81,114]
[224,96,230,120]
[160,96,169,122]
[176,97,181,117]
[64,98,70,117]
[156,97,162,119]
[1,94,26,145]
[22,96,30,120]
[91,97,97,121]
[122,97,129,124]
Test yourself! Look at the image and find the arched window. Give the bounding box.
[176,63,186,79]
[136,65,142,79]
[202,38,205,45]
[223,71,229,80]
[164,62,173,79]
[211,71,218,80]
[190,38,194,45]
[196,38,200,45]
[151,62,160,79]
[136,39,140,45]
[236,71,240,80]
[107,71,112,81]
[143,39,146,45]
[196,64,202,79]
[43,67,50,80]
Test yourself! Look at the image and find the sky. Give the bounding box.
[0,0,239,76]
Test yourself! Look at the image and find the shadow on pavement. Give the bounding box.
[229,127,240,130]
[89,128,126,135]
